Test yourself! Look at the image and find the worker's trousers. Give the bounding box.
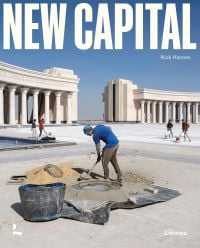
[102,145,122,180]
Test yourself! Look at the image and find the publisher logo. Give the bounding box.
[12,224,22,236]
[164,230,188,236]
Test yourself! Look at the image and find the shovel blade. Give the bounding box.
[79,171,91,180]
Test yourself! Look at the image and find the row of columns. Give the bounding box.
[140,100,200,124]
[0,84,5,125]
[0,83,73,125]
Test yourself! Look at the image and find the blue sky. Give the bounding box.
[0,0,199,120]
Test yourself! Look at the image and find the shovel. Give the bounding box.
[79,156,102,180]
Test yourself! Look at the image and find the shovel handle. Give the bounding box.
[87,162,98,176]
[87,155,102,176]
[87,153,103,177]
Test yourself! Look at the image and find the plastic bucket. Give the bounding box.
[19,183,66,221]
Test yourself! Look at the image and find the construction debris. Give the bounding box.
[7,175,27,185]
[144,186,159,194]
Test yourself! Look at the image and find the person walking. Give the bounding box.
[166,119,173,138]
[181,119,191,142]
[83,124,123,182]
[39,119,47,138]
[31,119,37,138]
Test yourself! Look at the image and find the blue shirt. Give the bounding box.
[93,125,119,148]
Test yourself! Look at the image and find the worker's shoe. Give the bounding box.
[117,175,125,183]
[104,178,111,182]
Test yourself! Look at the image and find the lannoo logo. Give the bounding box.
[164,230,188,236]
[12,223,22,236]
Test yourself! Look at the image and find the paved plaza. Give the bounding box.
[0,124,200,248]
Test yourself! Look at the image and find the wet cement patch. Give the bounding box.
[61,180,180,224]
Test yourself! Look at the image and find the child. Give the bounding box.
[166,119,173,138]
[31,119,37,138]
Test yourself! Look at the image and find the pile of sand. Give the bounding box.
[25,162,79,185]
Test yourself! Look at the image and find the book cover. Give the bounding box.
[0,1,199,247]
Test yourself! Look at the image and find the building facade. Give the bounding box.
[0,61,79,125]
[103,79,200,123]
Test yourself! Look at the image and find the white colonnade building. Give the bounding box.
[103,79,200,123]
[0,61,79,125]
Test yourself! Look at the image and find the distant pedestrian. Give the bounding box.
[39,119,47,137]
[166,119,173,138]
[31,119,37,138]
[181,119,191,142]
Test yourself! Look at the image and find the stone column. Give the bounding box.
[20,87,29,125]
[55,92,62,124]
[0,84,5,125]
[8,85,17,125]
[32,89,39,121]
[172,102,176,123]
[66,92,73,124]
[158,102,163,124]
[140,100,145,123]
[195,103,199,124]
[165,102,169,123]
[152,101,156,123]
[44,91,51,124]
[146,101,151,123]
[179,102,183,123]
[186,102,191,122]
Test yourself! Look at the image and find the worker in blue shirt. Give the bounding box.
[83,124,123,182]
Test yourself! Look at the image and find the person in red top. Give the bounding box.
[39,119,47,137]
[181,119,191,142]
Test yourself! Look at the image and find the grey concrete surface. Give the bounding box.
[0,141,200,247]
